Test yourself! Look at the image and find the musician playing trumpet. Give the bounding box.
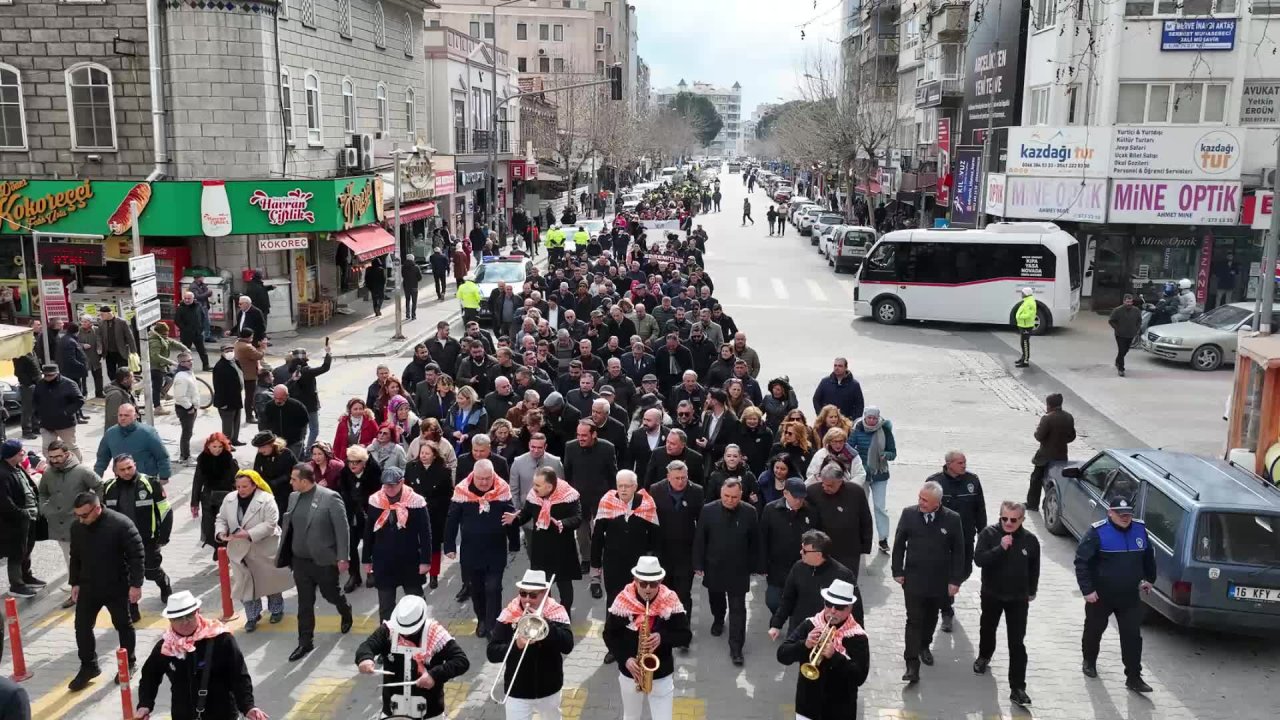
[603,556,691,720]
[777,579,869,720]
[487,570,574,720]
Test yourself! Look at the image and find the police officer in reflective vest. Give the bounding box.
[1073,494,1156,693]
[103,453,174,622]
[545,225,565,266]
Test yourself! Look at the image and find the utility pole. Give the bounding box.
[129,202,156,425]
[391,144,406,341]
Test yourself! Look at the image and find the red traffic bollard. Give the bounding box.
[4,597,31,681]
[116,647,134,719]
[216,547,238,622]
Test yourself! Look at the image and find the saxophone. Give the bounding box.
[634,600,660,693]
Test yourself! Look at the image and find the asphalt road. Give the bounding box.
[6,171,1275,720]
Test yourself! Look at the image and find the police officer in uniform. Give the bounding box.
[102,453,174,622]
[928,450,986,632]
[1074,494,1156,693]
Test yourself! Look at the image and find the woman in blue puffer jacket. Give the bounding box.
[849,406,896,554]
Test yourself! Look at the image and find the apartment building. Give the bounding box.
[653,79,742,157]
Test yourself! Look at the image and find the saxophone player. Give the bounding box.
[777,580,869,720]
[603,556,691,720]
[487,570,575,720]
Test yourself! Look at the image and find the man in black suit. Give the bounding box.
[648,458,703,646]
[652,333,694,395]
[891,480,967,684]
[627,407,668,480]
[228,295,267,343]
[1026,393,1076,511]
[642,428,704,490]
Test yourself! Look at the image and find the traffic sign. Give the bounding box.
[134,297,162,329]
[131,275,158,304]
[129,253,156,280]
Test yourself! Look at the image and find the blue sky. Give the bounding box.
[636,0,843,118]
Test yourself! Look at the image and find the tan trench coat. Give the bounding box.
[214,489,294,601]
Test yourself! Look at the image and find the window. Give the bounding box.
[539,56,550,72]
[1032,0,1057,29]
[606,32,612,46]
[338,0,352,37]
[553,57,565,72]
[341,77,355,133]
[404,14,414,56]
[1142,486,1186,550]
[1028,85,1050,125]
[539,23,549,41]
[304,71,322,145]
[1117,81,1230,124]
[406,88,416,139]
[517,22,528,40]
[472,87,482,130]
[1194,512,1280,565]
[376,83,388,133]
[279,69,294,144]
[1125,0,1235,15]
[1066,84,1087,125]
[553,24,564,41]
[373,2,386,48]
[498,106,508,150]
[0,64,27,150]
[596,60,605,75]
[1082,454,1124,492]
[299,0,315,27]
[65,63,116,150]
[1255,0,1280,14]
[597,27,605,44]
[517,57,528,72]
[470,21,481,37]
[484,22,495,39]
[605,1,612,14]
[483,89,492,130]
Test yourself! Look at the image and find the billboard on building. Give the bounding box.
[1005,176,1108,223]
[1110,126,1244,180]
[1005,127,1112,178]
[950,146,984,228]
[1109,179,1242,225]
[960,0,1029,144]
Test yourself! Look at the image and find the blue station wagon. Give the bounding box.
[1041,449,1280,634]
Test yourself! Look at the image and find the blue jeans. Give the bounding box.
[243,593,284,622]
[199,303,213,340]
[868,479,890,542]
[307,411,320,449]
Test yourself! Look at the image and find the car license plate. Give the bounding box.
[1228,584,1280,603]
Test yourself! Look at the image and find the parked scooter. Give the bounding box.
[1133,288,1180,347]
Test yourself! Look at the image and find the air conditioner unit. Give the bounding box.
[342,147,359,170]
[357,133,375,172]
[595,43,604,51]
[538,48,547,56]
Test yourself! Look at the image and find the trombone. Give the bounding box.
[489,574,556,704]
[799,619,838,681]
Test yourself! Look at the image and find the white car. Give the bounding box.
[825,225,877,273]
[810,212,846,248]
[790,201,818,224]
[795,206,822,233]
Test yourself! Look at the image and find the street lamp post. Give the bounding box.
[488,0,531,245]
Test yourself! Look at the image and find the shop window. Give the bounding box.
[304,71,322,146]
[65,63,116,150]
[0,64,27,150]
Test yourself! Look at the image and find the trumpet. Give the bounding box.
[634,600,661,694]
[799,619,838,681]
[489,574,556,704]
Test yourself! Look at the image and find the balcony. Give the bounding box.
[860,35,899,63]
[925,1,969,41]
[914,77,964,108]
[454,127,518,155]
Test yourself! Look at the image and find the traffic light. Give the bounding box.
[609,65,623,101]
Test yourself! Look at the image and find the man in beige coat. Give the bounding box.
[37,440,102,607]
[214,471,293,631]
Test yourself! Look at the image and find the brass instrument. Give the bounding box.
[799,619,838,681]
[634,600,661,693]
[489,575,556,704]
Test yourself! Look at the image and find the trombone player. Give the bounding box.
[603,556,691,720]
[487,570,575,720]
[777,580,869,720]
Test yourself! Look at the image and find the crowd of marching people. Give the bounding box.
[0,168,1161,720]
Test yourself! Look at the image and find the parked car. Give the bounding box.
[796,206,823,235]
[1041,448,1280,634]
[773,187,794,203]
[1142,302,1280,371]
[810,212,846,247]
[790,201,819,224]
[827,225,877,273]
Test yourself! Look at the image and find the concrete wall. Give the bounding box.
[0,0,156,179]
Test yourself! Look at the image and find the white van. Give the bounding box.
[659,167,678,181]
[852,222,1082,333]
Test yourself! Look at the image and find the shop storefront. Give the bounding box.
[381,154,445,262]
[0,176,383,332]
[455,162,488,237]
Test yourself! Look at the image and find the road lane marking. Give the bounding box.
[805,279,828,302]
[283,677,357,719]
[562,685,588,720]
[672,696,706,719]
[28,673,101,719]
[736,277,751,300]
[770,278,788,300]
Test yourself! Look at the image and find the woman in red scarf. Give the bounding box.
[362,466,431,623]
[501,467,583,616]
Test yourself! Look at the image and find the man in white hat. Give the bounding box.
[135,591,267,720]
[602,556,691,720]
[776,579,869,720]
[356,594,471,719]
[486,569,575,719]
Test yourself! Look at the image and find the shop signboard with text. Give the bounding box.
[1109,179,1242,225]
[950,146,984,228]
[960,0,1028,136]
[1240,81,1280,125]
[985,173,1007,217]
[1005,127,1112,178]
[1110,126,1244,180]
[1005,176,1108,223]
[1161,19,1236,51]
[0,177,382,236]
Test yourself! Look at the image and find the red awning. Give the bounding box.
[335,225,395,262]
[394,201,437,223]
[855,179,882,195]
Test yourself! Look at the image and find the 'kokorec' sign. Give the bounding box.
[1109,179,1241,225]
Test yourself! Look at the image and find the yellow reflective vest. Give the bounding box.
[1015,295,1038,328]
[457,280,483,309]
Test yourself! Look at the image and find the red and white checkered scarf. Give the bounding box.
[525,480,580,531]
[451,475,513,513]
[808,610,866,659]
[369,485,427,532]
[594,489,658,525]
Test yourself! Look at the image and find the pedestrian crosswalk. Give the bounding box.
[705,274,855,311]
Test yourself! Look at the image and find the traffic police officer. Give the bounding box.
[1074,495,1156,693]
[457,276,484,326]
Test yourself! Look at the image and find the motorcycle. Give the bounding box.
[1133,293,1179,347]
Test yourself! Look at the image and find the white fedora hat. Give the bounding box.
[516,569,551,591]
[161,591,201,619]
[819,579,857,607]
[630,555,666,582]
[387,595,429,635]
